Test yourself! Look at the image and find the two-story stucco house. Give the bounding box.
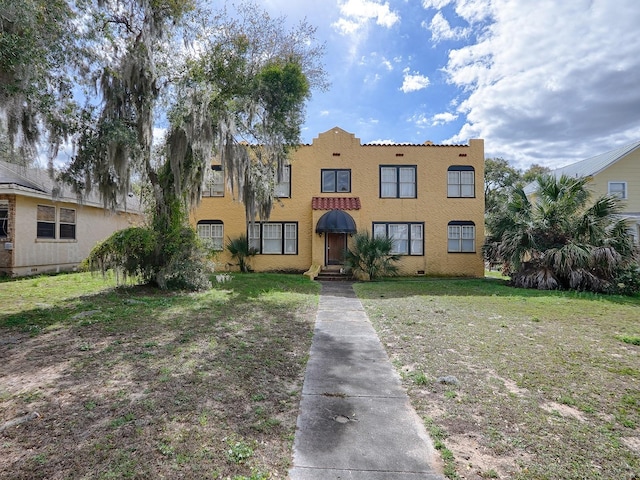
[192,127,485,277]
[528,140,640,243]
[0,161,142,277]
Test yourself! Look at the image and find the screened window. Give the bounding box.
[608,182,627,199]
[37,205,56,239]
[373,222,423,255]
[380,166,416,198]
[0,204,8,237]
[448,166,475,197]
[322,169,351,193]
[448,221,476,252]
[203,166,224,197]
[275,165,291,198]
[249,222,297,255]
[59,208,76,240]
[197,220,224,250]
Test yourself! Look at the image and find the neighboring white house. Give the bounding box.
[0,161,143,277]
[525,140,640,243]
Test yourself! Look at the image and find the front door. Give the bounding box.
[326,233,347,265]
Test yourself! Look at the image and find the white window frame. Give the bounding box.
[37,205,56,239]
[0,203,8,238]
[380,166,417,198]
[203,166,225,197]
[373,222,423,255]
[197,221,224,251]
[249,222,298,255]
[448,222,476,253]
[59,207,76,240]
[275,165,291,198]
[448,166,475,198]
[608,181,627,199]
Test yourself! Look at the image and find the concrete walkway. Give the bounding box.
[289,281,444,480]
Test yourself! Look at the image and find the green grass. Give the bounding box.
[0,272,319,479]
[355,277,640,480]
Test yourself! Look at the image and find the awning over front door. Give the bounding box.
[315,209,357,234]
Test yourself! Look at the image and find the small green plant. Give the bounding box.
[618,335,640,346]
[424,417,459,479]
[226,439,254,464]
[444,389,458,400]
[344,231,400,281]
[226,235,258,273]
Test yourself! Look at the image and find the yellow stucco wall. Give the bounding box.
[192,127,485,277]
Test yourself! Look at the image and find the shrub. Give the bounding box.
[344,231,400,281]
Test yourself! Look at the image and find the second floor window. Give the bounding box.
[448,166,475,197]
[380,166,416,198]
[203,166,224,197]
[608,182,627,199]
[275,165,291,198]
[322,169,351,193]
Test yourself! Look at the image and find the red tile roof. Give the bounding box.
[312,197,361,210]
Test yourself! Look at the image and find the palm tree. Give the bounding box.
[226,235,258,273]
[344,231,400,281]
[484,174,637,292]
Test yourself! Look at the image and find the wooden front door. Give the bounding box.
[326,233,347,265]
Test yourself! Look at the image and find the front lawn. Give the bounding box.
[0,272,319,479]
[355,278,640,479]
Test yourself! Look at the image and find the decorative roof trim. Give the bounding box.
[312,197,361,210]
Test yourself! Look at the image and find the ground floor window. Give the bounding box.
[37,205,56,239]
[373,222,424,255]
[448,221,475,252]
[248,222,297,254]
[59,208,76,240]
[197,220,224,250]
[0,203,8,237]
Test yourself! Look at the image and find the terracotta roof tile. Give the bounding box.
[312,197,361,210]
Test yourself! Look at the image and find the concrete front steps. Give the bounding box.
[315,265,351,281]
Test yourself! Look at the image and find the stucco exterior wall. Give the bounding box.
[192,127,485,277]
[3,195,140,277]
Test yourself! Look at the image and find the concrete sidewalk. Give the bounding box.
[289,281,444,480]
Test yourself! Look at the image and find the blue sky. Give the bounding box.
[262,0,640,170]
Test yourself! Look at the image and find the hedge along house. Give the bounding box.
[0,160,142,277]
[192,127,485,277]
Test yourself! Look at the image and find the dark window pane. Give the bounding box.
[37,222,55,239]
[60,223,76,239]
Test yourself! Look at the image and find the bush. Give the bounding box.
[608,263,640,296]
[344,231,400,281]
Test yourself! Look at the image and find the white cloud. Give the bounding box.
[332,0,400,35]
[422,0,453,9]
[431,112,458,125]
[426,11,469,43]
[442,0,640,167]
[400,68,430,93]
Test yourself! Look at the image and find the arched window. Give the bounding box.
[197,220,224,250]
[447,166,475,197]
[448,221,475,252]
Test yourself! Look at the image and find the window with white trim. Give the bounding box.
[448,166,475,197]
[448,221,476,252]
[0,204,8,237]
[373,222,423,255]
[203,166,224,197]
[608,181,627,199]
[380,166,416,198]
[59,208,76,240]
[197,220,224,250]
[248,222,298,254]
[275,165,291,198]
[37,205,56,239]
[322,169,351,193]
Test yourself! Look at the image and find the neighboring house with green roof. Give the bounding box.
[0,161,143,277]
[525,140,640,243]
